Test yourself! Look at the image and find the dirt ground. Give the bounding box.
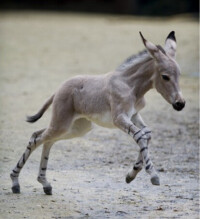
[0,12,199,219]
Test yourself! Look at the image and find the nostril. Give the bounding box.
[173,101,185,111]
[176,102,183,107]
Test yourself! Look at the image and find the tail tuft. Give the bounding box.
[26,94,54,123]
[26,113,43,123]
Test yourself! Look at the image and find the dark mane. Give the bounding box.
[116,49,149,71]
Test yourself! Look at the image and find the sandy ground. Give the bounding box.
[0,12,199,218]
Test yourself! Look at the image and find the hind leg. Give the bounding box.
[11,94,77,194]
[37,141,54,195]
[10,127,66,194]
[37,118,92,195]
[10,129,46,193]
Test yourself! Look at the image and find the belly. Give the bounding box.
[88,111,115,128]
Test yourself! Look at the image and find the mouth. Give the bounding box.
[172,101,185,111]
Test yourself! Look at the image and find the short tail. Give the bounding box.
[26,94,55,123]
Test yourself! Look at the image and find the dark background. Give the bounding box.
[0,0,198,16]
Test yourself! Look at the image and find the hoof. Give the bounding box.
[126,174,133,184]
[151,176,160,185]
[43,186,52,195]
[12,185,20,194]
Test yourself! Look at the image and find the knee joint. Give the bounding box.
[37,175,46,183]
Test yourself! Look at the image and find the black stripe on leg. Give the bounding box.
[17,162,22,169]
[137,133,147,143]
[135,160,142,165]
[133,166,140,171]
[27,146,31,151]
[41,168,46,171]
[44,157,48,160]
[146,164,151,170]
[146,158,150,164]
[140,147,148,153]
[13,170,19,174]
[23,153,26,164]
[40,174,45,176]
[133,130,141,137]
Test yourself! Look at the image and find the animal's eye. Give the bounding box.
[162,75,170,81]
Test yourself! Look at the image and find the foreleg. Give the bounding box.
[133,113,159,184]
[113,113,159,185]
[126,114,147,182]
[137,138,160,185]
[126,152,143,183]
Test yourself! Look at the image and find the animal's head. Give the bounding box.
[139,31,185,111]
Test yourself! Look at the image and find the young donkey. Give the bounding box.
[11,31,185,195]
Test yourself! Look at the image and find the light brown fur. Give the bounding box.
[10,31,185,195]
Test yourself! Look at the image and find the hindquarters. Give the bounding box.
[45,74,112,140]
[48,87,93,140]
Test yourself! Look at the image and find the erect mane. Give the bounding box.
[116,49,151,72]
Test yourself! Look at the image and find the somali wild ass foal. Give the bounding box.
[11,31,185,195]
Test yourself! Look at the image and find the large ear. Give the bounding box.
[165,31,177,59]
[139,32,161,60]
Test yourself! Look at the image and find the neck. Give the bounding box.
[118,57,156,99]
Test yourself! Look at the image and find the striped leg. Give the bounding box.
[10,129,45,193]
[125,113,148,183]
[37,142,53,195]
[126,152,143,183]
[129,128,151,179]
[138,139,160,185]
[132,114,159,185]
[114,113,159,185]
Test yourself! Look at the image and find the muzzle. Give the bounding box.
[172,101,185,111]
